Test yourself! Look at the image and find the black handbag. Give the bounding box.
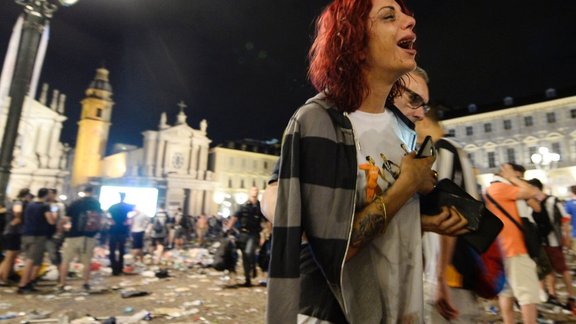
[486,193,540,259]
[420,179,503,254]
[421,179,484,231]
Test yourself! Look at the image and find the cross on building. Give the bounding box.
[177,100,187,113]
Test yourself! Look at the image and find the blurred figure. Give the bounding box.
[17,188,57,293]
[485,164,546,324]
[129,208,149,264]
[148,206,168,265]
[416,102,484,323]
[0,189,33,285]
[195,213,208,247]
[566,186,576,254]
[226,187,266,287]
[527,178,576,313]
[107,192,134,275]
[166,209,176,249]
[172,208,188,250]
[58,186,102,292]
[46,188,65,270]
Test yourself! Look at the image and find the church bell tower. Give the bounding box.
[71,67,114,187]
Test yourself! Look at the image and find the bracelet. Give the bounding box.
[374,195,388,230]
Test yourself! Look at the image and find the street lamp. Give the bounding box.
[0,0,77,204]
[530,147,560,169]
[530,146,560,192]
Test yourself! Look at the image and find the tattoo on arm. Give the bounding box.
[350,206,386,248]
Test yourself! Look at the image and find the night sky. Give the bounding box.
[1,0,575,153]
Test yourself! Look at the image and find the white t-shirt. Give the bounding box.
[130,211,150,233]
[342,108,423,323]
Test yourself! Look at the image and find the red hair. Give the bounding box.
[308,0,411,112]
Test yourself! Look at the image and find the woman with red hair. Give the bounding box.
[267,0,466,323]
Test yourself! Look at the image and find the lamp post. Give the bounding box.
[0,0,77,204]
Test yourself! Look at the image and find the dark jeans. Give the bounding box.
[236,232,258,284]
[109,234,128,275]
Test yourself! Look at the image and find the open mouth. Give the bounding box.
[397,37,415,50]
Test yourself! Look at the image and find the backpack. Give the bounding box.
[78,210,104,235]
[212,236,238,272]
[453,237,506,299]
[531,198,554,237]
[153,218,164,234]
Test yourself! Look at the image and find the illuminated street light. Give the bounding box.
[0,0,77,203]
[531,147,560,170]
[530,146,561,193]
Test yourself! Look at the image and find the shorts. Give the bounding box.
[21,235,47,266]
[2,233,21,251]
[131,231,144,249]
[151,237,165,247]
[543,246,568,273]
[499,254,540,305]
[61,236,96,267]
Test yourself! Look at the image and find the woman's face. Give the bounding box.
[365,0,417,78]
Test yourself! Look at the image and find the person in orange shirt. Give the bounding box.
[485,163,546,324]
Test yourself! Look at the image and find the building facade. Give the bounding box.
[209,139,280,217]
[441,95,576,197]
[0,85,69,198]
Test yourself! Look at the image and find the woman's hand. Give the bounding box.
[421,206,469,236]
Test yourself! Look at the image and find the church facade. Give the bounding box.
[0,85,69,199]
[71,67,216,216]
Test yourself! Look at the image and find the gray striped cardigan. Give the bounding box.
[267,93,357,323]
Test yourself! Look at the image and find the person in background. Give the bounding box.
[566,185,576,255]
[148,206,168,265]
[527,178,576,313]
[46,188,65,271]
[226,186,267,287]
[166,208,176,249]
[129,207,149,265]
[173,207,188,250]
[107,192,134,276]
[485,164,546,324]
[0,189,33,285]
[195,213,208,247]
[17,188,57,293]
[58,185,102,292]
[416,101,485,323]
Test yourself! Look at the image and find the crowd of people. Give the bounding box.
[0,185,272,295]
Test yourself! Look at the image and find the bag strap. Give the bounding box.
[485,193,524,232]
